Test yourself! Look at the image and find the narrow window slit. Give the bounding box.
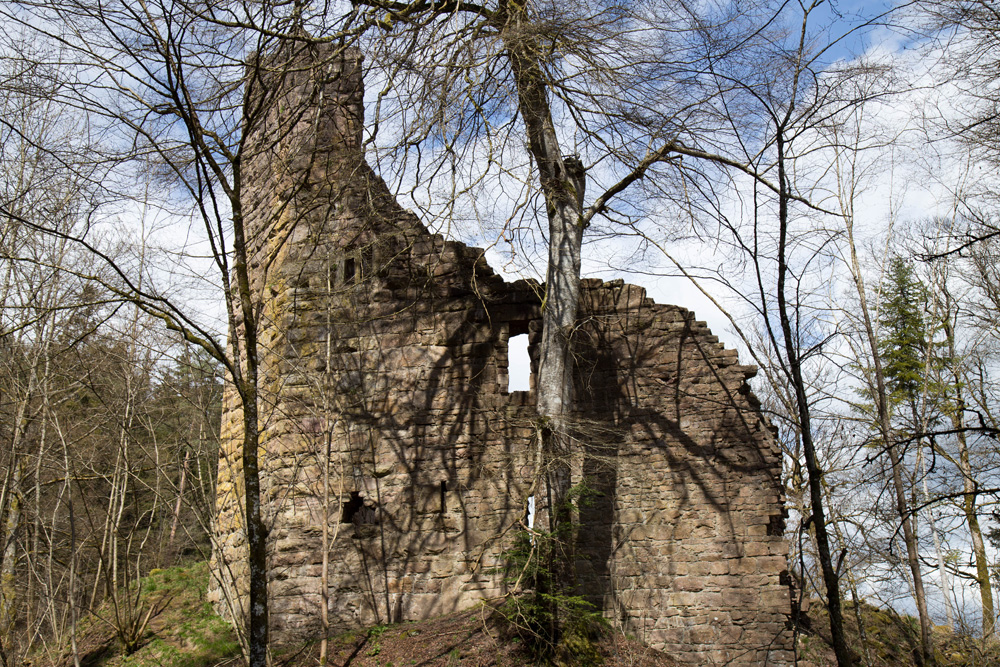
[507,333,530,392]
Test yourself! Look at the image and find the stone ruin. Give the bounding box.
[209,44,794,665]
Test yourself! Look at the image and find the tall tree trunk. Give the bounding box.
[502,10,584,422]
[319,257,337,667]
[230,183,268,667]
[169,449,191,546]
[774,128,854,667]
[885,442,933,666]
[959,430,995,638]
[916,441,954,628]
[911,335,955,629]
[500,0,586,608]
[842,217,934,666]
[1,322,47,663]
[827,484,874,667]
[944,333,995,636]
[0,460,21,667]
[935,302,996,637]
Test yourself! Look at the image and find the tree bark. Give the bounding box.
[916,442,954,628]
[491,8,589,645]
[0,459,21,667]
[961,440,995,638]
[230,192,268,667]
[843,215,933,667]
[168,449,191,546]
[501,3,584,425]
[945,345,994,636]
[499,1,585,605]
[774,128,854,667]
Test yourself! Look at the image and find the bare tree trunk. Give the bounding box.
[916,443,954,628]
[500,0,585,581]
[887,444,934,665]
[929,295,997,637]
[774,127,854,667]
[1,306,53,662]
[911,327,955,630]
[169,449,191,546]
[948,359,994,636]
[496,11,590,644]
[320,258,335,667]
[0,407,26,667]
[842,216,934,666]
[230,187,269,667]
[55,414,81,667]
[848,576,874,667]
[319,425,331,667]
[27,414,44,644]
[961,438,995,638]
[826,483,874,667]
[0,460,21,667]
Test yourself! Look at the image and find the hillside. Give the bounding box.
[30,562,676,667]
[29,561,1000,667]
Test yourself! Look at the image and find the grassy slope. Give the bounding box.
[35,562,241,667]
[35,561,675,667]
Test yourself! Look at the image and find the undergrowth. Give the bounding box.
[36,561,240,667]
[492,482,609,667]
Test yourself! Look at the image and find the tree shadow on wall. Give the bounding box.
[569,288,781,635]
[263,193,543,635]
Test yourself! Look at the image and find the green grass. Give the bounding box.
[116,562,240,667]
[48,561,241,667]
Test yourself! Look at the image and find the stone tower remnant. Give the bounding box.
[210,43,793,666]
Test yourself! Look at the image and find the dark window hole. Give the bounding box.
[767,512,785,536]
[341,491,376,525]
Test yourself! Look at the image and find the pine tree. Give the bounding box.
[876,256,950,434]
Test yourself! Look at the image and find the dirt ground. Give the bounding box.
[273,606,678,667]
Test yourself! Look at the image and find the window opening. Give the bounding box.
[439,481,447,514]
[526,495,535,530]
[508,333,530,391]
[341,491,376,524]
[343,257,356,284]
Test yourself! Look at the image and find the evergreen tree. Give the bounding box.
[876,256,949,432]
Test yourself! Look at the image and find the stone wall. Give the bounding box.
[209,43,793,666]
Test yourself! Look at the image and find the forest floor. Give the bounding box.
[27,561,1000,667]
[37,561,240,667]
[32,560,674,667]
[794,596,1000,667]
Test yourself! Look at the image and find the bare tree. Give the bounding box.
[0,4,324,664]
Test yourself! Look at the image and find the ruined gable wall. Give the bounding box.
[571,280,792,665]
[210,43,792,666]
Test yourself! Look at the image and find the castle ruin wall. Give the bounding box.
[209,44,793,666]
